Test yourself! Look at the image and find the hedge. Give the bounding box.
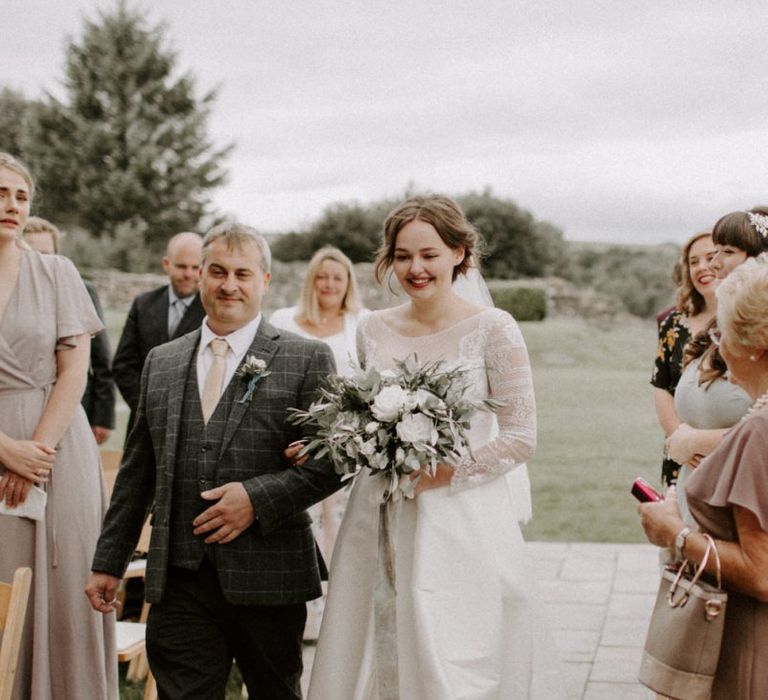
[489,286,547,321]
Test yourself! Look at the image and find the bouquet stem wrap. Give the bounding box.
[373,498,400,700]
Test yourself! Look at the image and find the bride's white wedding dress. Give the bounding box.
[307,308,565,699]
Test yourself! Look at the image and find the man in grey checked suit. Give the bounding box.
[87,223,342,698]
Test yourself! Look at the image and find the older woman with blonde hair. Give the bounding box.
[271,246,366,377]
[640,254,768,699]
[270,245,368,638]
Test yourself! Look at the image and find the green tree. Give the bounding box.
[272,199,397,262]
[458,190,568,279]
[24,3,230,264]
[0,89,36,157]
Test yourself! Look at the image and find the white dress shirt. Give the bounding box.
[196,314,262,400]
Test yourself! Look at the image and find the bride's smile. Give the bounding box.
[392,218,464,299]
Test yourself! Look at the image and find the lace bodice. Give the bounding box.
[357,308,536,489]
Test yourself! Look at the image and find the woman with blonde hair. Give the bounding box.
[270,245,368,637]
[271,246,365,377]
[0,153,116,698]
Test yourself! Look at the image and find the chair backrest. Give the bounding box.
[100,449,152,553]
[0,567,32,700]
[100,450,123,494]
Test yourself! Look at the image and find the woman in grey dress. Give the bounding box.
[640,255,768,699]
[0,154,116,699]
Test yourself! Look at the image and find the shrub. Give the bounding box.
[490,286,547,321]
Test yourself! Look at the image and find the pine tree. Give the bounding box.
[29,2,230,258]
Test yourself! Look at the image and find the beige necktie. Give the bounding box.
[201,338,229,423]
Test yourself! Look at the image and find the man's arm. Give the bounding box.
[111,299,142,413]
[243,343,343,534]
[83,283,116,435]
[91,355,158,578]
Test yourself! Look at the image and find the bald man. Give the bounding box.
[112,232,206,434]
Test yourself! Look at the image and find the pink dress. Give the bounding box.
[0,250,117,699]
[686,409,768,700]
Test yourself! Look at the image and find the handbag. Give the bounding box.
[638,533,727,700]
[0,484,47,521]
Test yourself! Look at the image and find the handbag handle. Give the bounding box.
[668,532,722,608]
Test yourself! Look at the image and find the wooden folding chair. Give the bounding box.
[116,610,157,700]
[0,567,32,700]
[101,451,155,691]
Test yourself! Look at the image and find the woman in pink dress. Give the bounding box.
[0,153,116,698]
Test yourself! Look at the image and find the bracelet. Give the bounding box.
[673,526,692,561]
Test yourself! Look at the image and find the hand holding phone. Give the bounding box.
[631,477,662,503]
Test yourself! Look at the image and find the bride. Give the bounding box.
[307,195,565,699]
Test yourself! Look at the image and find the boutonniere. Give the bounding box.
[235,355,271,404]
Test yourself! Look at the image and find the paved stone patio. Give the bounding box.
[301,541,660,699]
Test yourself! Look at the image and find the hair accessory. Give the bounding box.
[747,211,768,239]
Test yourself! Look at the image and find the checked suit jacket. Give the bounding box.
[92,319,343,605]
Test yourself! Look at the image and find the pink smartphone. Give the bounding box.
[631,477,662,503]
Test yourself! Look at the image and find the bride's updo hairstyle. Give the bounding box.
[374,194,483,284]
[716,257,768,353]
[712,206,768,256]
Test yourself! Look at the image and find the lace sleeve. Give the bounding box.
[451,311,536,490]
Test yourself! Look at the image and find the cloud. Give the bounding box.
[4,0,768,243]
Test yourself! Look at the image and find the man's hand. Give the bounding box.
[92,426,112,445]
[85,572,122,614]
[194,482,256,544]
[283,440,308,467]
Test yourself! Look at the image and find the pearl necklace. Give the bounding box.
[744,390,768,420]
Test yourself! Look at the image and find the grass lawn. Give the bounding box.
[521,316,661,543]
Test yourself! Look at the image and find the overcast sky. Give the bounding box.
[5,1,767,244]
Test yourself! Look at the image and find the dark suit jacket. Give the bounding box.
[112,285,205,425]
[81,280,115,429]
[92,320,342,605]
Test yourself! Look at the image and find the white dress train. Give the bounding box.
[307,309,565,699]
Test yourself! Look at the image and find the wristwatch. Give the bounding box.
[674,526,692,561]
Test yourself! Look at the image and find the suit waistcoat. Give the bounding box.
[168,356,241,569]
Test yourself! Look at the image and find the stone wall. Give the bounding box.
[83,264,624,322]
[82,262,400,313]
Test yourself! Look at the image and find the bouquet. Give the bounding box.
[287,354,502,503]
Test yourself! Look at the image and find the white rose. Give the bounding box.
[396,413,435,445]
[371,385,411,422]
[359,439,377,456]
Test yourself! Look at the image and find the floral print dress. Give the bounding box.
[651,310,691,486]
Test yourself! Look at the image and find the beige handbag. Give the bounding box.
[638,533,727,700]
